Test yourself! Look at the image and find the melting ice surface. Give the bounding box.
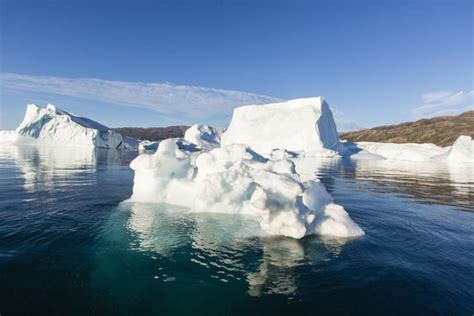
[0,144,473,315]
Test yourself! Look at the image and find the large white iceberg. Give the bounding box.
[10,104,138,149]
[221,97,340,156]
[129,139,365,239]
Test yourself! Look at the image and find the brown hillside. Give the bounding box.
[113,126,189,141]
[340,111,474,147]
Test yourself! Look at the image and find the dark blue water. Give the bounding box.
[0,145,473,315]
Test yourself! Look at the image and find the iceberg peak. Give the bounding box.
[46,104,57,112]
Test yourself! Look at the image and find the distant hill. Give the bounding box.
[340,111,474,147]
[113,126,189,141]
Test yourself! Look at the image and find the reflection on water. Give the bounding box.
[351,159,473,209]
[120,201,351,297]
[247,237,304,297]
[293,156,474,211]
[3,144,132,192]
[127,202,191,256]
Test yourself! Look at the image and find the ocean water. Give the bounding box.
[0,144,473,315]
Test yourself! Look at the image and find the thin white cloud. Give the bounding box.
[0,72,360,130]
[412,89,474,119]
[0,72,281,119]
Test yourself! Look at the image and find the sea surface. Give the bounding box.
[0,144,473,315]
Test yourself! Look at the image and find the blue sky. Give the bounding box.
[0,0,472,130]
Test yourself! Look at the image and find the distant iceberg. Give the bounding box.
[431,135,473,163]
[351,135,473,163]
[352,141,445,162]
[221,97,340,156]
[5,104,138,149]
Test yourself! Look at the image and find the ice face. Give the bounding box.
[12,103,138,149]
[221,97,341,156]
[432,135,474,163]
[129,139,365,239]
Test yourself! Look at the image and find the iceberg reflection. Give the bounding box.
[126,202,191,256]
[351,159,474,209]
[7,144,125,192]
[292,156,474,210]
[125,201,350,296]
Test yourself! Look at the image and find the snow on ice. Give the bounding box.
[5,104,139,149]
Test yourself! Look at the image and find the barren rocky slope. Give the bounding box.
[113,126,189,141]
[340,111,474,147]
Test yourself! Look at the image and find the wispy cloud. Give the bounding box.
[0,72,281,119]
[0,72,361,130]
[411,90,474,119]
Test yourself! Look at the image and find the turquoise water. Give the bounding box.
[0,145,473,315]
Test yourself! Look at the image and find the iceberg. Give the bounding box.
[11,104,138,149]
[221,97,340,156]
[431,135,473,163]
[353,141,445,162]
[351,135,473,163]
[184,124,225,150]
[129,139,365,239]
